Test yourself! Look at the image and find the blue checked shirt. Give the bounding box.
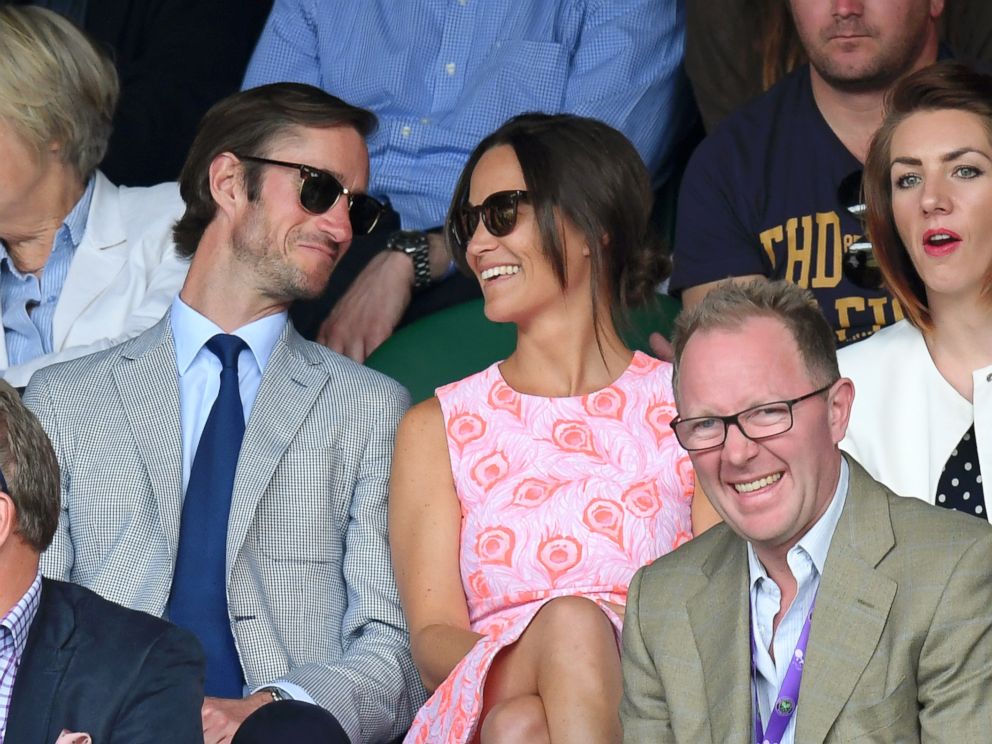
[747,458,849,744]
[0,177,94,367]
[244,0,690,230]
[0,572,42,740]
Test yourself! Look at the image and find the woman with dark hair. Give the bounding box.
[839,62,991,520]
[390,114,712,743]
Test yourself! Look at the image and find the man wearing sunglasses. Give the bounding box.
[23,84,423,743]
[243,1,693,363]
[621,280,992,743]
[669,0,958,348]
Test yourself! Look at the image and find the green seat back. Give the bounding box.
[365,295,682,403]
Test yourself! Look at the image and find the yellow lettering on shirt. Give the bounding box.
[812,212,842,288]
[785,216,813,286]
[835,296,866,343]
[759,225,784,270]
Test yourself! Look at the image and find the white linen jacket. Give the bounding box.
[0,171,189,387]
[838,319,992,521]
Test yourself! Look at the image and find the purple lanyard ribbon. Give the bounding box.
[751,596,816,744]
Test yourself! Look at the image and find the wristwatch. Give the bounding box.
[258,686,286,703]
[386,230,432,291]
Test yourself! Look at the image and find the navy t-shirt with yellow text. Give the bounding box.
[670,65,902,346]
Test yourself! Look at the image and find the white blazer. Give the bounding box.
[0,171,189,387]
[838,319,992,521]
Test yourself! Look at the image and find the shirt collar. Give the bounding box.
[62,175,96,248]
[0,175,95,275]
[747,456,850,588]
[169,295,287,377]
[1,571,42,663]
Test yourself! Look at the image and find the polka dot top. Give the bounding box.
[935,425,985,519]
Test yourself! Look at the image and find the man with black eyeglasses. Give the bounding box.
[621,280,992,743]
[670,0,958,347]
[22,84,424,743]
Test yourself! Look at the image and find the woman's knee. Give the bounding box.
[534,595,614,640]
[479,694,550,744]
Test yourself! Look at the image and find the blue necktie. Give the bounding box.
[171,333,248,698]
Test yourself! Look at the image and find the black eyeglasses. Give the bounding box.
[837,169,884,290]
[0,464,8,495]
[670,382,835,451]
[236,155,383,235]
[450,190,529,251]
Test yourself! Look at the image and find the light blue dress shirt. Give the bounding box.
[169,296,287,493]
[243,0,690,228]
[0,177,95,367]
[0,571,42,740]
[170,297,315,703]
[747,457,850,744]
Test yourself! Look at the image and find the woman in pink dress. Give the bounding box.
[390,114,718,744]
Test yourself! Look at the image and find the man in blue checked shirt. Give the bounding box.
[243,0,692,362]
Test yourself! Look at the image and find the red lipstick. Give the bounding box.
[922,228,962,257]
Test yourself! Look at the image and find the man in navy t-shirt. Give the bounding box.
[671,0,947,346]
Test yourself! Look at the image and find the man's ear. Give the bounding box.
[0,491,17,550]
[828,377,855,445]
[208,152,247,221]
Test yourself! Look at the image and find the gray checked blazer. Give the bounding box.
[621,457,992,743]
[24,313,426,743]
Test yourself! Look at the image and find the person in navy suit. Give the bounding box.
[0,379,204,743]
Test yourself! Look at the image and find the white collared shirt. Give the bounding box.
[747,457,850,744]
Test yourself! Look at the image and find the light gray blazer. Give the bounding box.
[621,457,992,743]
[25,314,425,743]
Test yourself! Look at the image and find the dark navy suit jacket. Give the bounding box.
[5,578,204,744]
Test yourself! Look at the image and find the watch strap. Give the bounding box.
[386,230,432,291]
[258,686,286,703]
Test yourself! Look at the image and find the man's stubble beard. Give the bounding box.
[802,13,933,95]
[231,199,333,303]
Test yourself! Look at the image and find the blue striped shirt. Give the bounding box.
[0,177,95,367]
[243,0,689,229]
[747,458,849,744]
[0,572,42,740]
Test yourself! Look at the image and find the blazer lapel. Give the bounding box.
[795,457,897,742]
[226,326,330,572]
[52,173,129,352]
[688,532,753,744]
[6,580,77,743]
[112,316,184,556]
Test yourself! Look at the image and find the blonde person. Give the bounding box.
[0,6,187,388]
[840,62,991,518]
[391,114,716,744]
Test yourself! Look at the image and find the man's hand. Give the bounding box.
[201,693,270,744]
[648,332,675,363]
[316,250,414,363]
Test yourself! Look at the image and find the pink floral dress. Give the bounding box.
[404,351,694,743]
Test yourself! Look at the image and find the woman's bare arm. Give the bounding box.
[389,397,485,691]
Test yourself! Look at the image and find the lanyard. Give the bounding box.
[751,596,816,744]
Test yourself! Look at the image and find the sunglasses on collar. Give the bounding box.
[450,190,529,252]
[837,169,884,291]
[236,155,384,235]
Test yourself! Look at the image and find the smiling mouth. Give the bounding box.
[480,265,520,281]
[733,472,783,494]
